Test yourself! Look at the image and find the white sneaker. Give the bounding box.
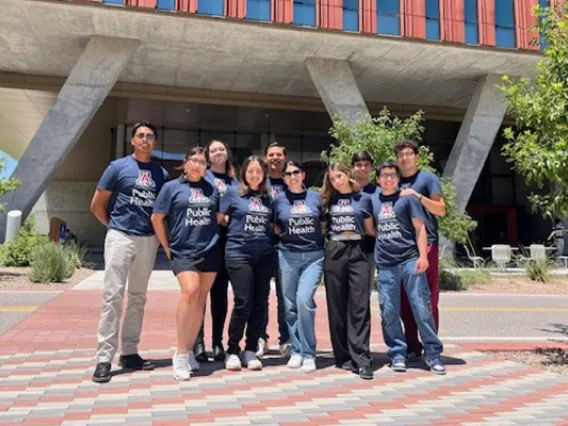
[225,354,242,371]
[172,351,191,381]
[287,353,303,369]
[241,350,263,370]
[279,342,292,357]
[256,338,269,358]
[188,351,200,371]
[300,357,316,374]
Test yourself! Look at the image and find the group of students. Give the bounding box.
[90,120,446,384]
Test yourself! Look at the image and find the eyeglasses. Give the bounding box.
[187,157,208,167]
[379,173,398,180]
[397,151,415,159]
[284,170,302,177]
[135,133,156,141]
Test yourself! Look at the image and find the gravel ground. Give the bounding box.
[0,267,95,291]
[466,276,568,295]
[492,349,568,375]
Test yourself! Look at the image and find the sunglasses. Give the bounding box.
[284,170,302,177]
[379,173,398,180]
[135,133,156,141]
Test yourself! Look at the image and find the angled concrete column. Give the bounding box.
[443,74,507,212]
[0,36,139,240]
[305,58,369,124]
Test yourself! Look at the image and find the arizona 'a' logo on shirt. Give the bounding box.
[214,178,227,193]
[291,200,311,215]
[271,185,283,198]
[249,197,269,213]
[189,188,209,204]
[379,202,396,219]
[331,198,353,213]
[135,170,156,189]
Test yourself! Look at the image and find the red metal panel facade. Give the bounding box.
[319,0,342,30]
[360,0,377,33]
[227,0,247,18]
[477,0,496,46]
[126,0,157,7]
[440,0,465,43]
[515,0,538,50]
[401,0,426,39]
[177,0,197,12]
[274,0,293,23]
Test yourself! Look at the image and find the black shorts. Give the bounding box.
[171,244,222,275]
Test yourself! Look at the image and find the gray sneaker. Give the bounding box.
[391,357,406,372]
[425,357,446,375]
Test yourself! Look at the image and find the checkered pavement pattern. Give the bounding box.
[1,290,568,425]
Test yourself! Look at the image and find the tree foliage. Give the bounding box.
[323,108,477,244]
[0,157,19,212]
[499,5,568,218]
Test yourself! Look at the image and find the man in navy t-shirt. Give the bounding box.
[90,121,168,384]
[372,160,445,375]
[259,142,290,357]
[394,139,446,362]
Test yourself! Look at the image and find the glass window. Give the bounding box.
[234,133,262,164]
[539,0,548,50]
[343,0,359,32]
[495,0,516,48]
[377,0,401,36]
[464,0,479,44]
[293,0,316,27]
[198,0,224,16]
[247,0,271,21]
[157,0,175,10]
[425,0,440,40]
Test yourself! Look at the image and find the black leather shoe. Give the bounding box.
[194,342,209,363]
[119,354,154,371]
[358,366,374,380]
[213,343,226,362]
[92,362,112,383]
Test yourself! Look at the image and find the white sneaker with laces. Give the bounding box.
[300,357,316,373]
[256,338,269,358]
[241,350,263,370]
[188,351,200,371]
[279,342,292,357]
[287,353,303,369]
[225,354,242,371]
[172,351,191,381]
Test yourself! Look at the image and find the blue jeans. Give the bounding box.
[278,249,324,358]
[378,258,443,361]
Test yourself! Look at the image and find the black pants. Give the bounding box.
[323,240,372,369]
[226,254,274,355]
[261,255,290,345]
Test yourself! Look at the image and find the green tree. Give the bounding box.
[0,156,19,212]
[499,5,568,217]
[323,108,477,244]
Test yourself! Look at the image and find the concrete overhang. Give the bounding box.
[1,0,541,111]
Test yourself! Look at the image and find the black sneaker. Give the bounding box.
[213,343,226,362]
[118,354,154,371]
[358,366,374,380]
[194,342,209,363]
[338,360,352,371]
[92,362,111,383]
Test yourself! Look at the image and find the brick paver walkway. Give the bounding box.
[1,289,568,425]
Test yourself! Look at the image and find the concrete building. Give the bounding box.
[0,0,562,255]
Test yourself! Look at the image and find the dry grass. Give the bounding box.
[492,348,568,375]
[0,266,95,291]
[466,276,568,295]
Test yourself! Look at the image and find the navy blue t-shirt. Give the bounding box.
[268,177,286,199]
[360,184,377,252]
[97,156,168,236]
[400,170,443,245]
[220,187,275,260]
[361,183,377,196]
[153,177,220,260]
[326,192,373,237]
[205,170,238,198]
[274,190,325,252]
[372,192,425,267]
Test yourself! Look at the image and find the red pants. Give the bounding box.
[401,244,439,355]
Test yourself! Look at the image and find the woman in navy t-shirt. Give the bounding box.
[321,162,375,380]
[274,161,325,374]
[219,156,276,372]
[151,147,221,381]
[193,140,238,364]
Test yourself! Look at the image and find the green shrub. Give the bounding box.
[64,242,91,269]
[439,269,468,291]
[3,223,49,267]
[0,244,5,265]
[28,242,75,283]
[524,259,554,283]
[456,269,491,287]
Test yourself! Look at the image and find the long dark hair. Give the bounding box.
[178,146,206,178]
[205,139,234,174]
[321,162,361,207]
[239,155,269,197]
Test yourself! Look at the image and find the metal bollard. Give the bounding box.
[5,210,22,243]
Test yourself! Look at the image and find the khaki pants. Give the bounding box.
[96,229,158,363]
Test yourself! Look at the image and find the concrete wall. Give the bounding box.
[33,99,119,247]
